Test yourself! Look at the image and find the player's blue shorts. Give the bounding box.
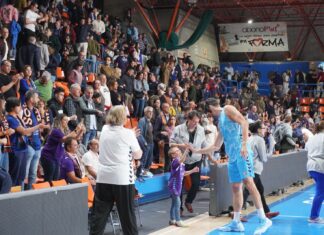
[228,154,254,183]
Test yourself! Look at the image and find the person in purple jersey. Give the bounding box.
[40,114,83,182]
[168,146,199,227]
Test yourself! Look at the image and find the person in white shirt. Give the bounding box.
[0,28,9,61]
[224,63,234,81]
[92,14,105,36]
[203,114,218,158]
[82,138,99,181]
[98,74,111,110]
[301,127,314,143]
[90,105,142,235]
[24,3,46,33]
[305,121,324,223]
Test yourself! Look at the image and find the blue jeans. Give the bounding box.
[0,151,9,172]
[170,194,181,221]
[0,167,11,194]
[309,171,324,219]
[134,98,145,118]
[83,129,97,147]
[136,143,154,176]
[41,157,60,182]
[25,145,41,190]
[9,150,28,188]
[89,55,97,73]
[144,143,154,170]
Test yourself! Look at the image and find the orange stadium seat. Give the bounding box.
[54,81,70,97]
[124,118,138,129]
[87,73,96,84]
[319,106,324,113]
[300,98,310,105]
[301,106,310,113]
[51,179,67,187]
[81,177,95,208]
[320,98,324,105]
[10,186,22,193]
[32,182,51,190]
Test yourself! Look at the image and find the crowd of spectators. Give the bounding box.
[0,0,323,195]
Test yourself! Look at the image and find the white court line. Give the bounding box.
[277,215,309,219]
[149,213,209,235]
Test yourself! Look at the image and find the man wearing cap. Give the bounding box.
[34,71,53,103]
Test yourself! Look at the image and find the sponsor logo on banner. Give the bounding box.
[219,22,289,53]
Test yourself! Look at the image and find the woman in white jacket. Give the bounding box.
[305,120,324,223]
[243,121,279,219]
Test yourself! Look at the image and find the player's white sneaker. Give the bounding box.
[254,218,272,235]
[308,217,324,224]
[218,220,245,232]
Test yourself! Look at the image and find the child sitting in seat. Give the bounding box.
[168,146,199,227]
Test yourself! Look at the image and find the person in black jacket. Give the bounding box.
[75,18,91,55]
[174,58,183,83]
[63,84,100,130]
[109,79,123,106]
[47,87,65,118]
[118,67,134,111]
[93,92,104,133]
[149,47,161,78]
[15,35,40,77]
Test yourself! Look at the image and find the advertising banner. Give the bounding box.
[219,22,289,53]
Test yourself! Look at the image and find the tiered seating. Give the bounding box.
[299,97,324,113]
[300,97,311,113]
[320,98,324,114]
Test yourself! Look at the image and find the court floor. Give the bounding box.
[208,185,324,235]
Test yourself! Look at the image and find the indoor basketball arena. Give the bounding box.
[0,1,323,235]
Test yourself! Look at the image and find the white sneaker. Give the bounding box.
[142,171,153,178]
[308,218,324,224]
[169,220,176,225]
[175,220,188,227]
[254,218,272,235]
[218,220,245,232]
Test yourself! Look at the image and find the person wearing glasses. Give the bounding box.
[191,98,272,234]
